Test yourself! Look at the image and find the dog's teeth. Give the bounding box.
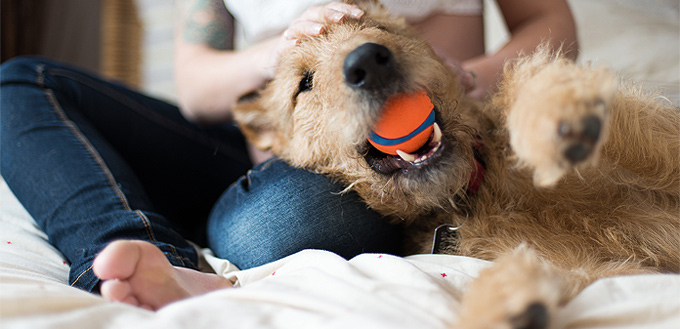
[396,150,416,162]
[433,123,442,143]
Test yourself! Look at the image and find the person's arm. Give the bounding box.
[413,14,485,95]
[465,0,578,98]
[415,0,578,99]
[174,0,285,123]
[174,1,364,124]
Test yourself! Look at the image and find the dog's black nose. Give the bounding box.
[343,43,393,89]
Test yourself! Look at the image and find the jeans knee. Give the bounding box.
[0,56,47,85]
[0,56,51,125]
[207,160,403,269]
[1,57,60,175]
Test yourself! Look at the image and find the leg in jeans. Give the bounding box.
[1,56,403,307]
[208,160,403,269]
[0,57,252,292]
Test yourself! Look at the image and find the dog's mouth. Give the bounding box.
[363,120,444,175]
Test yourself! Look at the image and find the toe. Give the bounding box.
[100,279,135,304]
[93,240,141,280]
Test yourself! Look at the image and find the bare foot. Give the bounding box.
[92,240,232,310]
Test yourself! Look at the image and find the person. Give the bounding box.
[0,0,577,310]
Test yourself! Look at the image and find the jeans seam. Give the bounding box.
[69,264,93,287]
[163,252,196,268]
[33,61,202,276]
[45,67,250,166]
[43,88,135,212]
[167,246,187,267]
[37,65,156,244]
[135,210,157,242]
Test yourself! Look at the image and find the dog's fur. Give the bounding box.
[234,1,680,328]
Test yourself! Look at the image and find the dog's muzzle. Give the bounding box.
[343,43,394,90]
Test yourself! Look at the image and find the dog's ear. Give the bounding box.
[233,95,287,154]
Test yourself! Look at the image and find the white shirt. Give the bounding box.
[223,0,483,49]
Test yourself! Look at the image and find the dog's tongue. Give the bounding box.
[368,91,435,156]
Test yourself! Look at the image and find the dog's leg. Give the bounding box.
[456,245,564,329]
[497,49,617,187]
[498,48,680,190]
[498,51,680,270]
[454,244,666,329]
[596,84,680,195]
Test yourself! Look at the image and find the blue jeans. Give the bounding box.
[0,57,402,292]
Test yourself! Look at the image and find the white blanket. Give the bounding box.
[1,177,679,328]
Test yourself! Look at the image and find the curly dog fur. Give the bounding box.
[233,1,679,327]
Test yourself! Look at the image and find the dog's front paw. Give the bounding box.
[507,68,615,187]
[557,110,603,165]
[509,302,550,329]
[456,246,561,329]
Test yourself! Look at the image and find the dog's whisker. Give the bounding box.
[349,147,370,159]
[573,167,586,182]
[404,39,428,53]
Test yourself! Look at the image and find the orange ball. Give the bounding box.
[368,91,435,155]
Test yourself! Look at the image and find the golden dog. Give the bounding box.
[234,1,680,328]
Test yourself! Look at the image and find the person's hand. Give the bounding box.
[261,2,365,79]
[433,47,478,96]
[283,2,364,41]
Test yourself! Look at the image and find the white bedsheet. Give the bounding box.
[1,177,679,329]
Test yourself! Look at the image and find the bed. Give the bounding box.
[1,1,679,328]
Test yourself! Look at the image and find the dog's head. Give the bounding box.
[234,0,481,221]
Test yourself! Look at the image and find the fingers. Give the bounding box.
[271,2,364,79]
[284,20,325,41]
[308,2,364,23]
[432,47,478,94]
[283,2,364,41]
[460,70,477,93]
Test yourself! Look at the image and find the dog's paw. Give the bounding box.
[502,54,617,186]
[535,98,609,186]
[457,301,551,329]
[557,108,604,164]
[508,80,613,187]
[456,246,562,329]
[509,302,550,329]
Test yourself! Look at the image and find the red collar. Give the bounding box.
[467,138,485,194]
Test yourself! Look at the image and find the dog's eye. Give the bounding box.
[297,71,314,95]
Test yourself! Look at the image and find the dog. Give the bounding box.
[233,1,680,328]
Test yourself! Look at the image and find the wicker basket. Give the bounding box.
[100,0,142,88]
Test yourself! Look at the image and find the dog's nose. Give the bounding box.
[343,43,393,89]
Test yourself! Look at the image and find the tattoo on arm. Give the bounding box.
[178,0,233,50]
